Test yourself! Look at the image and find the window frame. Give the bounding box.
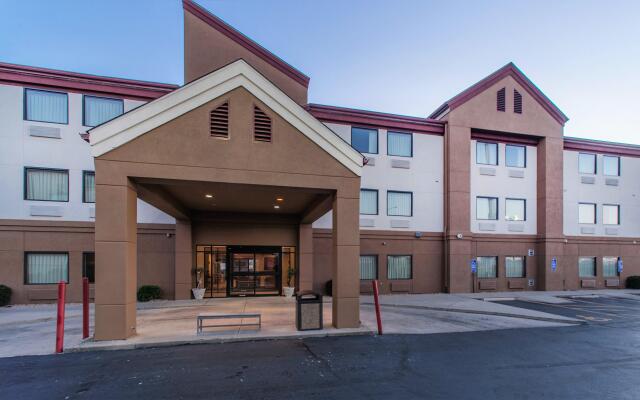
[602,204,620,225]
[387,190,413,217]
[23,166,70,202]
[476,196,499,220]
[476,141,499,166]
[578,256,597,278]
[602,256,620,278]
[386,131,413,157]
[578,202,597,224]
[359,254,378,281]
[82,252,96,284]
[387,255,413,280]
[476,256,498,279]
[602,155,621,177]
[505,144,527,168]
[23,88,69,125]
[24,251,70,285]
[82,170,96,204]
[82,94,125,127]
[578,152,597,175]
[351,126,379,155]
[505,256,526,278]
[360,188,379,216]
[505,198,526,221]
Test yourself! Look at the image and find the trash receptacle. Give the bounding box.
[296,291,323,331]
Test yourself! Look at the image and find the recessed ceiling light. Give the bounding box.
[274,205,280,209]
[205,194,213,198]
[276,197,284,202]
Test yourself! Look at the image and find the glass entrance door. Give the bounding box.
[228,246,281,296]
[195,245,227,298]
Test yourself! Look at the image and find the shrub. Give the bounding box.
[325,280,332,296]
[137,285,162,302]
[0,285,11,306]
[626,276,640,289]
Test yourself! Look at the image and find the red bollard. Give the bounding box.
[372,280,383,335]
[82,277,89,339]
[55,281,66,353]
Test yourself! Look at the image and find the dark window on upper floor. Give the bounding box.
[351,127,378,154]
[24,88,68,124]
[83,95,124,127]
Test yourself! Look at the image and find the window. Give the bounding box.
[254,106,272,142]
[476,142,498,165]
[387,255,411,279]
[476,197,498,220]
[578,257,596,277]
[505,198,526,221]
[603,204,620,225]
[505,145,526,168]
[513,89,523,114]
[24,88,68,124]
[24,167,69,202]
[360,189,378,215]
[25,253,68,284]
[387,132,412,157]
[359,255,377,280]
[603,256,619,277]
[351,127,378,154]
[83,252,95,283]
[603,156,620,176]
[497,88,506,112]
[477,256,498,278]
[578,153,596,174]
[387,191,412,217]
[83,95,124,127]
[83,171,95,203]
[210,102,229,138]
[505,256,525,278]
[578,203,596,224]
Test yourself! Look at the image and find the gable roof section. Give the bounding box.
[89,59,363,176]
[429,62,569,126]
[183,0,310,88]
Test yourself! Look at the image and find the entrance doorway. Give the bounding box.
[195,245,296,298]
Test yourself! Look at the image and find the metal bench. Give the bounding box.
[197,313,261,334]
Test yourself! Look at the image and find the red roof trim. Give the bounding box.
[564,137,640,158]
[430,63,569,126]
[183,0,310,88]
[307,104,445,136]
[0,62,177,101]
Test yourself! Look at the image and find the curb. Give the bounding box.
[361,302,585,325]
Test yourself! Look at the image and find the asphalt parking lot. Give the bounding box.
[500,295,640,326]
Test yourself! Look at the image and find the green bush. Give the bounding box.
[626,276,640,289]
[137,285,162,302]
[0,285,11,306]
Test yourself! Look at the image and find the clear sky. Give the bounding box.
[2,0,639,143]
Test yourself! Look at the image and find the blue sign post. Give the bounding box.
[471,259,477,274]
[551,257,557,272]
[618,258,624,273]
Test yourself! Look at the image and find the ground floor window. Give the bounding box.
[505,256,525,278]
[387,255,412,279]
[578,257,596,277]
[359,255,377,280]
[25,252,68,284]
[477,256,498,278]
[603,257,619,277]
[83,252,95,283]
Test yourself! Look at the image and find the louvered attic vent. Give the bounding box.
[210,102,229,138]
[514,89,523,114]
[497,88,506,112]
[254,106,272,142]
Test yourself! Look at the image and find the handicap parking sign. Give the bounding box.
[471,259,477,274]
[618,258,623,273]
[551,257,557,272]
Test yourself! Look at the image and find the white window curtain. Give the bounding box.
[387,132,412,157]
[26,89,68,124]
[476,197,497,220]
[26,253,68,284]
[476,142,497,165]
[505,256,525,278]
[602,205,619,225]
[387,256,411,279]
[477,256,497,278]
[578,153,596,174]
[505,145,525,168]
[505,199,525,221]
[388,192,412,216]
[84,172,95,203]
[603,156,620,176]
[360,190,377,215]
[359,256,377,280]
[603,257,618,277]
[578,203,596,224]
[84,96,124,127]
[578,257,596,277]
[26,169,69,201]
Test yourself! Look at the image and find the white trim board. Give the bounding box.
[89,59,363,176]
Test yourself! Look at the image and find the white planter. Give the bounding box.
[192,288,205,300]
[283,286,295,298]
